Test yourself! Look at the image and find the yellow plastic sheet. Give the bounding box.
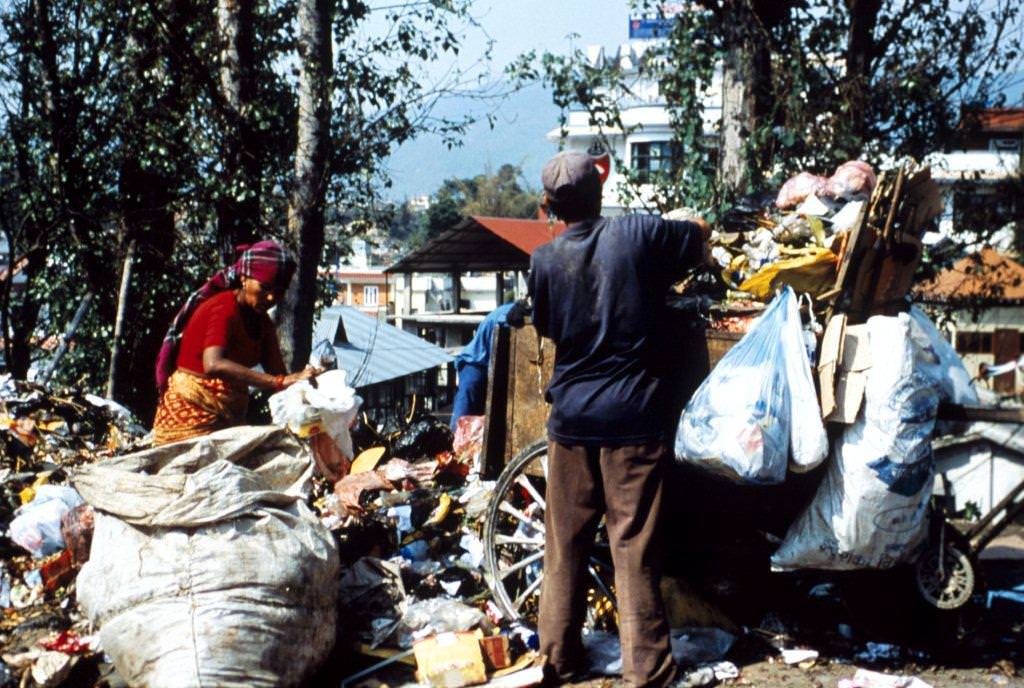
[739,247,838,300]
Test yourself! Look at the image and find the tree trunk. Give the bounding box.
[717,0,774,199]
[844,0,883,146]
[106,239,135,399]
[216,0,261,260]
[280,0,333,370]
[111,0,189,417]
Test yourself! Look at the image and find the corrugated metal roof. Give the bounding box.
[385,216,566,273]
[312,306,453,389]
[935,420,1024,456]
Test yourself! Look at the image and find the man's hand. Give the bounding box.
[506,298,531,328]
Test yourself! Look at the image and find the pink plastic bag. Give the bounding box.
[775,172,829,209]
[825,160,877,200]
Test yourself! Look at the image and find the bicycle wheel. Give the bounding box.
[483,439,616,629]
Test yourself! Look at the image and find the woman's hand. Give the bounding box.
[282,365,322,388]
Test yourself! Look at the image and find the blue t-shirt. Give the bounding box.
[528,215,704,445]
[454,302,514,371]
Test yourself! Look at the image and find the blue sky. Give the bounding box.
[382,0,632,200]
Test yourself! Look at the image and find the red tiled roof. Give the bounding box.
[386,215,569,273]
[961,108,1024,133]
[916,248,1024,302]
[471,216,567,255]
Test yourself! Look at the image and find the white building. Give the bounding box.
[546,41,723,215]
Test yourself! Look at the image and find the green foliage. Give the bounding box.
[404,163,539,246]
[0,0,494,413]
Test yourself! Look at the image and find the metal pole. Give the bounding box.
[39,291,94,384]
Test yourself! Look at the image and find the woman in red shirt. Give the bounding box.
[152,240,318,445]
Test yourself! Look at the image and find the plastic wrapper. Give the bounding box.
[338,557,407,648]
[738,248,838,300]
[775,172,829,209]
[8,485,84,558]
[392,417,454,460]
[824,160,877,201]
[269,369,362,462]
[676,289,794,484]
[395,597,487,648]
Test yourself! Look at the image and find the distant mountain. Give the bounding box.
[384,82,562,201]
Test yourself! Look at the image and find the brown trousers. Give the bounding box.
[538,441,676,688]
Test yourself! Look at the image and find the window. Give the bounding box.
[631,141,675,182]
[955,331,992,354]
[992,137,1021,152]
[363,285,379,307]
[953,190,1021,234]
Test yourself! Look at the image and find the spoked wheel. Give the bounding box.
[483,439,617,629]
[915,526,976,610]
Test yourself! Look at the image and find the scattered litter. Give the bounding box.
[838,668,933,688]
[782,648,820,665]
[675,665,716,687]
[855,642,904,663]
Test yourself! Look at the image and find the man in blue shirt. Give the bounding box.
[529,151,709,687]
[450,301,515,430]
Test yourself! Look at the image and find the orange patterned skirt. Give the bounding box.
[152,370,249,446]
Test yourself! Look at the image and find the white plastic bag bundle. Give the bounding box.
[269,368,362,459]
[73,426,339,687]
[784,294,829,472]
[772,313,943,570]
[676,286,826,483]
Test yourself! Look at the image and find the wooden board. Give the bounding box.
[504,325,555,464]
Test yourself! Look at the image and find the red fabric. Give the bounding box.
[237,239,295,286]
[175,291,281,375]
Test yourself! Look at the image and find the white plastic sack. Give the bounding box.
[677,286,825,483]
[8,485,84,558]
[783,293,828,472]
[772,313,941,570]
[72,426,339,688]
[269,368,362,459]
[908,307,978,407]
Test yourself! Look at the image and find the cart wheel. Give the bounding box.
[483,439,616,628]
[914,528,976,610]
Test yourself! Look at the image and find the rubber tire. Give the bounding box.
[483,439,550,621]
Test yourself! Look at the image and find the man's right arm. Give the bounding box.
[659,217,711,281]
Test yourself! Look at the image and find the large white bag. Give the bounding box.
[676,286,826,483]
[772,313,942,570]
[73,426,339,688]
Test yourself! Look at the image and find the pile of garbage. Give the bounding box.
[1,375,147,687]
[702,160,876,304]
[323,411,552,687]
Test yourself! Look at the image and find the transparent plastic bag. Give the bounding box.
[9,485,84,558]
[676,288,794,483]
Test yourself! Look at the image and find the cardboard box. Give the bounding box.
[479,635,511,671]
[818,314,872,424]
[414,631,487,687]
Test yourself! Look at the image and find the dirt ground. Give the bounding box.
[567,660,1024,688]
